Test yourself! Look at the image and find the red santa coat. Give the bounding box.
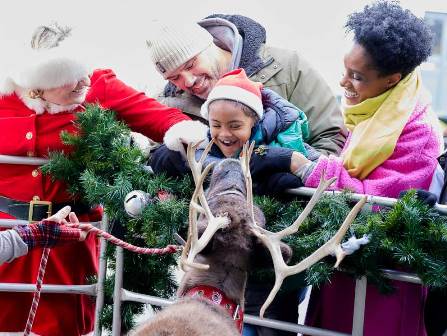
[0,69,190,336]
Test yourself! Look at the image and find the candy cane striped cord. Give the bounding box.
[24,247,50,336]
[24,226,181,335]
[72,223,181,255]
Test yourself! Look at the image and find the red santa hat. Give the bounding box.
[200,68,263,120]
[0,23,90,96]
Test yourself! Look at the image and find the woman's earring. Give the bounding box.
[29,90,42,99]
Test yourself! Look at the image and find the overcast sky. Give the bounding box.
[1,0,446,96]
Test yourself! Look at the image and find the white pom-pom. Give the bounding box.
[341,234,371,255]
[124,190,152,218]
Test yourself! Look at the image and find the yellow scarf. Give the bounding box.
[342,70,420,180]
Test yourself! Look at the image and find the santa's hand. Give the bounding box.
[163,120,209,156]
[130,132,158,159]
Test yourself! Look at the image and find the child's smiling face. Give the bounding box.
[208,100,257,158]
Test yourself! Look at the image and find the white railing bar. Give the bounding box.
[244,315,350,336]
[382,269,423,284]
[94,214,109,336]
[121,289,173,305]
[287,187,447,215]
[352,276,367,336]
[0,283,96,295]
[112,247,124,336]
[350,270,422,335]
[0,155,49,166]
[120,289,350,336]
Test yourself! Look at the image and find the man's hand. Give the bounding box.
[290,151,311,174]
[130,132,158,159]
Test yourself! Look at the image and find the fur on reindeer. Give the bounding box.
[132,142,366,336]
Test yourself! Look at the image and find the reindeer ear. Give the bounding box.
[279,242,293,264]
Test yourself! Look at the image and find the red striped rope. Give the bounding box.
[71,223,181,255]
[23,247,50,336]
[23,225,181,334]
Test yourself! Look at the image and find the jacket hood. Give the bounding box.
[204,14,266,76]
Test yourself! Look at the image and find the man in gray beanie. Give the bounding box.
[146,15,347,336]
[146,15,347,158]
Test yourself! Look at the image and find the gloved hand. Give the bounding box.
[14,206,87,249]
[253,172,303,196]
[130,132,159,159]
[249,146,294,180]
[398,189,437,207]
[163,120,209,157]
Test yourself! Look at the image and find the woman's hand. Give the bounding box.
[14,206,89,249]
[290,151,311,173]
[47,206,88,241]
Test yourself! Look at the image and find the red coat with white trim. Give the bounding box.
[0,69,191,336]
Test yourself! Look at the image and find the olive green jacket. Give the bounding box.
[158,43,346,156]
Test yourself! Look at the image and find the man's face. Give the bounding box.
[165,48,226,99]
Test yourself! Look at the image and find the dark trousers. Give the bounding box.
[425,288,447,336]
[244,282,307,336]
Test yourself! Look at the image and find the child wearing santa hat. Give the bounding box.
[150,68,319,196]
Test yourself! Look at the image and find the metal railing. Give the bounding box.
[0,217,108,336]
[109,186,435,336]
[0,155,108,335]
[0,154,440,336]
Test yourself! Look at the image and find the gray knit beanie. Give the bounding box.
[146,23,213,76]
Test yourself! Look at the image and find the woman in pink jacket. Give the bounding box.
[291,2,443,335]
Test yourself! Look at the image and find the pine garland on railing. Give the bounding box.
[42,105,447,331]
[42,105,191,332]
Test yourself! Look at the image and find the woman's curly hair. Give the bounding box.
[345,1,433,77]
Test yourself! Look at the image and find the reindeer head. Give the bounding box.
[180,142,267,273]
[181,141,367,317]
[203,159,262,256]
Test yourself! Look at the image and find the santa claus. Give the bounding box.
[0,23,206,336]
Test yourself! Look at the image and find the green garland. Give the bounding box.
[42,105,447,331]
[42,105,192,331]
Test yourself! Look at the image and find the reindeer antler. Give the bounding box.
[180,140,231,271]
[239,141,255,220]
[239,143,367,317]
